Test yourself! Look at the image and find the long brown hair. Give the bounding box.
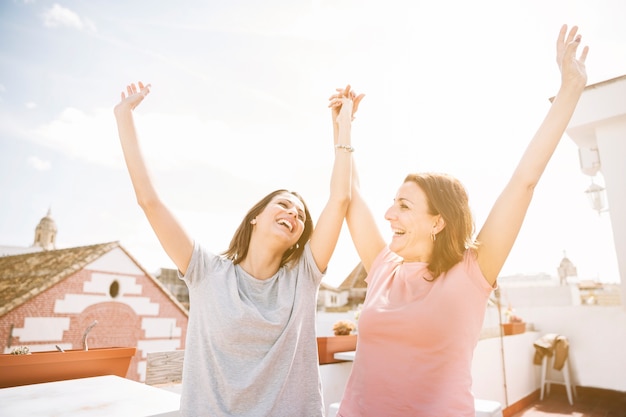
[222,189,314,267]
[404,173,476,279]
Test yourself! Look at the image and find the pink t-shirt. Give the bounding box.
[338,247,494,417]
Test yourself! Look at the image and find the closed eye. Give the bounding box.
[396,197,412,210]
[277,200,306,222]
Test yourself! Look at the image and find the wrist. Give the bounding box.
[559,76,586,94]
[113,104,133,118]
[335,144,355,152]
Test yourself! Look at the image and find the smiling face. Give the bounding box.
[255,192,307,246]
[384,181,442,262]
[222,189,313,267]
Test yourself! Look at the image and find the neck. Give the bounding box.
[239,238,285,280]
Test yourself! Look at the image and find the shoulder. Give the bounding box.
[449,249,494,292]
[373,246,401,268]
[287,242,324,284]
[180,242,233,284]
[365,246,399,284]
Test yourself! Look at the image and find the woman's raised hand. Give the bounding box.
[115,81,151,114]
[328,84,365,123]
[556,25,589,90]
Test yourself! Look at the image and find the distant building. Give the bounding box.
[498,253,621,307]
[155,268,189,310]
[557,252,578,285]
[318,263,367,311]
[0,212,188,382]
[578,280,623,306]
[33,208,57,251]
[0,209,57,257]
[321,253,620,312]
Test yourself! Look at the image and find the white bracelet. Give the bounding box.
[335,144,355,152]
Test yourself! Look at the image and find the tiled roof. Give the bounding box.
[337,262,367,290]
[0,242,120,316]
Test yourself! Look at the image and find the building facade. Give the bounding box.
[0,214,189,383]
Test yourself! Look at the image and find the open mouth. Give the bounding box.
[277,218,293,232]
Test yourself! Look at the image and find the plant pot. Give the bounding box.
[501,322,526,336]
[317,335,357,365]
[0,347,136,388]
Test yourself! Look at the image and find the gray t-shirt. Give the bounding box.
[178,241,325,417]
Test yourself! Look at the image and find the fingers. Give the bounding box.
[138,81,152,96]
[557,25,589,65]
[121,81,151,100]
[328,93,343,108]
[556,24,567,47]
[557,24,579,48]
[565,30,587,62]
[328,85,365,122]
[328,87,347,108]
[353,93,365,114]
[557,25,578,49]
[579,45,589,63]
[565,25,578,45]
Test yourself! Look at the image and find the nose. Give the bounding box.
[286,205,298,217]
[384,206,395,221]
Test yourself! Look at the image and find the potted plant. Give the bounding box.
[501,307,526,335]
[332,320,356,336]
[317,320,358,365]
[0,345,136,388]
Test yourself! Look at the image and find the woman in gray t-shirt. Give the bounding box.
[114,81,363,416]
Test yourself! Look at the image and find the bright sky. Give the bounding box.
[1,0,624,286]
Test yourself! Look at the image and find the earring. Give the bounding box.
[250,218,257,225]
[430,231,437,242]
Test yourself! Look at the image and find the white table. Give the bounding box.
[0,375,181,417]
[333,350,356,361]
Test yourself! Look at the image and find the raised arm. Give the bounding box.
[330,88,386,273]
[345,159,386,273]
[308,87,360,271]
[114,82,194,274]
[476,25,589,285]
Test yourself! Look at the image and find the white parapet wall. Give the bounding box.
[471,331,541,408]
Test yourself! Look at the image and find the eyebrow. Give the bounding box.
[396,197,413,205]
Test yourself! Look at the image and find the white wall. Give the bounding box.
[471,332,541,408]
[516,305,626,391]
[471,304,626,409]
[319,362,352,413]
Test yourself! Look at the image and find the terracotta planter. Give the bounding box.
[0,347,136,388]
[317,335,357,365]
[501,322,526,335]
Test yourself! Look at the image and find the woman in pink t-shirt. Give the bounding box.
[332,25,589,416]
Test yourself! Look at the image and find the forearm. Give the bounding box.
[346,160,385,271]
[114,108,160,209]
[329,119,352,204]
[308,114,352,270]
[511,83,584,188]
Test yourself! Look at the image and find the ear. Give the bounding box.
[433,215,446,234]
